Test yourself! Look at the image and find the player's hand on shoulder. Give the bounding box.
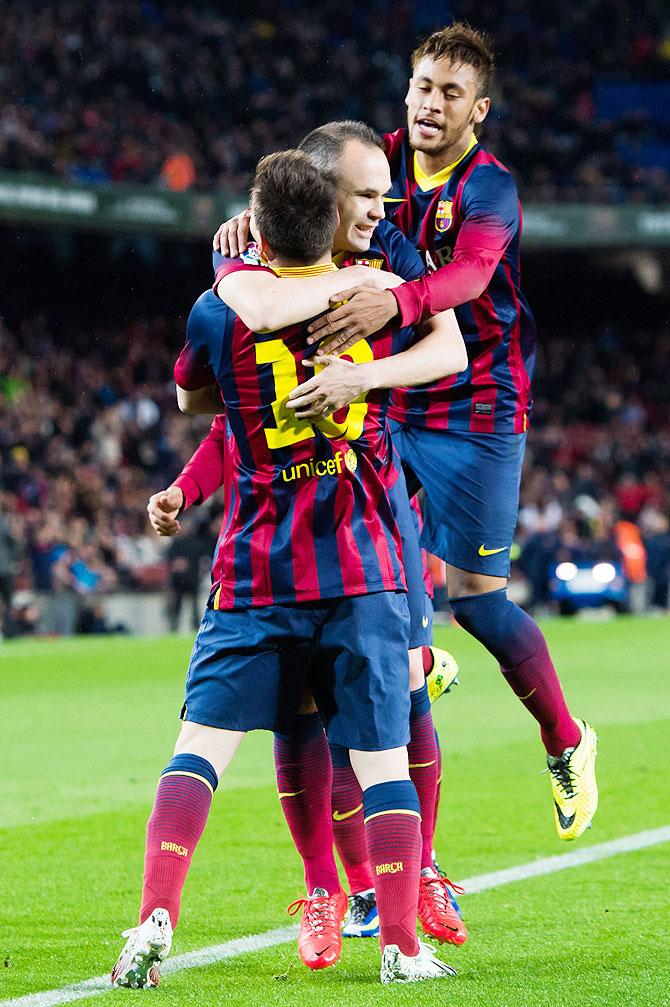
[213,208,252,257]
[308,285,399,357]
[147,485,184,536]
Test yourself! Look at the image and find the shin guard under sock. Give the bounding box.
[140,753,217,926]
[363,780,421,955]
[407,684,439,869]
[274,713,340,894]
[329,743,373,894]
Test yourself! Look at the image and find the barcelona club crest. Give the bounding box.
[435,199,453,233]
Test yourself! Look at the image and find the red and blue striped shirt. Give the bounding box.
[383,129,536,435]
[174,260,418,609]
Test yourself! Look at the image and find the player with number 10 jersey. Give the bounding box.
[175,269,415,610]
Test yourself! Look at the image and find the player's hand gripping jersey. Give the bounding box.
[175,253,420,610]
[384,129,537,435]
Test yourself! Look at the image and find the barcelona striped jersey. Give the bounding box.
[383,128,537,435]
[174,252,420,610]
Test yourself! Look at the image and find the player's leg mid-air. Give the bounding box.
[278,24,600,840]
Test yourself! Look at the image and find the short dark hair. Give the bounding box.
[299,120,384,178]
[251,149,338,263]
[412,23,495,98]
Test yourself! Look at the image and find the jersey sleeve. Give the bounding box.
[391,165,520,326]
[173,414,227,509]
[174,291,230,390]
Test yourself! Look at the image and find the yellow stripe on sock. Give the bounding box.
[278,789,305,799]
[408,760,436,769]
[364,808,422,824]
[161,771,214,796]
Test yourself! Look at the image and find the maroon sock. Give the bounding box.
[450,591,580,757]
[408,685,439,869]
[502,637,581,756]
[421,646,434,673]
[434,732,443,836]
[274,714,340,894]
[140,754,217,926]
[330,747,374,894]
[363,781,422,956]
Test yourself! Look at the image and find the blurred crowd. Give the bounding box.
[1,310,668,637]
[1,0,669,202]
[0,313,218,636]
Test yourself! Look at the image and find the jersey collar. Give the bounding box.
[266,260,338,277]
[413,134,478,193]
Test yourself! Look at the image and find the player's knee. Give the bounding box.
[349,747,410,791]
[448,587,535,667]
[446,565,507,598]
[408,647,424,690]
[448,587,510,641]
[173,721,245,778]
[297,687,318,715]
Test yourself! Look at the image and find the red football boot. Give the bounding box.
[418,870,467,946]
[288,888,344,969]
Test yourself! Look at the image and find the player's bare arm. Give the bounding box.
[287,308,466,419]
[176,383,223,415]
[147,486,184,537]
[215,263,398,333]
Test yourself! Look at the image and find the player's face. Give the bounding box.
[406,56,489,160]
[332,140,391,254]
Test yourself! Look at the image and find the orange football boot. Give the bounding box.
[288,888,346,969]
[418,870,467,946]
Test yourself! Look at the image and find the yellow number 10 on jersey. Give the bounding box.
[255,338,373,450]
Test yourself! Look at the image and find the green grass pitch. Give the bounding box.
[1,616,669,1006]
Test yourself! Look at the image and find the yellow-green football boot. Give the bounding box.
[547,719,598,840]
[425,647,460,705]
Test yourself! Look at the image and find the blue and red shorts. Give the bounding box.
[389,421,526,578]
[182,589,411,751]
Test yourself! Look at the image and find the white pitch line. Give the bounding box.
[4,825,669,1007]
[459,824,670,893]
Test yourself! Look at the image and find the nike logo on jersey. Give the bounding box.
[333,803,363,821]
[554,801,576,830]
[478,544,508,557]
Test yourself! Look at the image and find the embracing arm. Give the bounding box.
[391,168,520,326]
[357,309,467,390]
[215,265,402,333]
[287,309,466,419]
[391,218,507,326]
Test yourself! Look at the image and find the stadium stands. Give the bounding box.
[1,308,667,633]
[1,0,668,202]
[0,2,668,634]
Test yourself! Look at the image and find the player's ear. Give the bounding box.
[257,233,273,263]
[405,79,413,107]
[472,96,490,126]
